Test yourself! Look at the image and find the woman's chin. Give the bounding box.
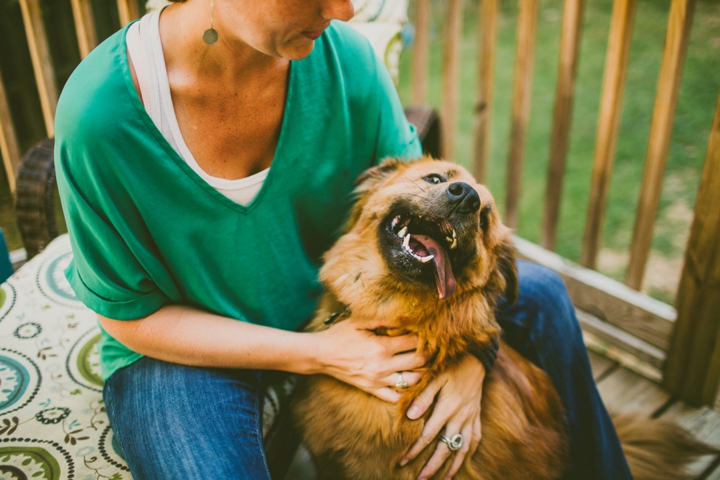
[274,37,317,60]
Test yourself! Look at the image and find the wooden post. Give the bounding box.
[117,0,140,27]
[71,0,98,59]
[441,0,463,160]
[504,0,539,229]
[472,0,498,184]
[0,67,21,194]
[412,0,430,105]
[580,0,637,269]
[18,0,58,138]
[624,0,696,290]
[663,91,720,406]
[541,0,585,251]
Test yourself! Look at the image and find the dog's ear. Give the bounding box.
[496,232,519,305]
[354,158,405,191]
[344,158,406,231]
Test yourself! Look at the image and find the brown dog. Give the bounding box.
[291,157,712,480]
[293,157,567,479]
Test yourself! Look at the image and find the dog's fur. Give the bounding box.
[292,157,714,480]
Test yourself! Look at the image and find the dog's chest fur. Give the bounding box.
[291,158,568,479]
[292,291,568,480]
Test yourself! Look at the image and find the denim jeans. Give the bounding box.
[495,261,632,480]
[103,261,632,479]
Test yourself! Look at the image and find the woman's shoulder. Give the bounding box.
[323,21,375,52]
[315,21,380,75]
[56,26,137,144]
[299,21,389,105]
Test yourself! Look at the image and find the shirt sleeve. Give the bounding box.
[55,112,170,321]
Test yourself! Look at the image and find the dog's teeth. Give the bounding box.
[420,255,434,263]
[446,236,453,244]
[398,226,408,238]
[403,234,411,248]
[449,230,458,249]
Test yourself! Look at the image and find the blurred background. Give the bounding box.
[0,0,148,253]
[397,0,719,305]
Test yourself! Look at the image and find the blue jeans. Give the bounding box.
[103,261,632,479]
[495,261,632,480]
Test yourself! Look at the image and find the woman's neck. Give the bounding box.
[158,1,289,85]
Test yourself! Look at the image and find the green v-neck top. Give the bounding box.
[54,21,421,380]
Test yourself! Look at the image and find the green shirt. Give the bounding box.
[55,21,421,380]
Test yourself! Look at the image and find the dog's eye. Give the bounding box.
[423,174,446,185]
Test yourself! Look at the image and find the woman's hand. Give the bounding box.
[315,317,431,403]
[400,356,486,480]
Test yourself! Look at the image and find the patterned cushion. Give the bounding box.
[0,234,292,478]
[348,0,408,84]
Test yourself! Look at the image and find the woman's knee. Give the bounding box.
[497,261,582,346]
[103,358,270,479]
[515,261,576,320]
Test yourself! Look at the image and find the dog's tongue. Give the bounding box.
[412,234,457,299]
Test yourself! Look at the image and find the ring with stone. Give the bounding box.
[440,433,464,451]
[395,372,408,389]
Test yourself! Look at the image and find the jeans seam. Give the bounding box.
[104,378,130,466]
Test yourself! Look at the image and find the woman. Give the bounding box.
[54,0,632,478]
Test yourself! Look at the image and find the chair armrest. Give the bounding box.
[404,105,442,159]
[15,138,58,259]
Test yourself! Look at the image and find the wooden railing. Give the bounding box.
[0,68,21,193]
[411,0,719,407]
[0,0,140,195]
[0,0,719,407]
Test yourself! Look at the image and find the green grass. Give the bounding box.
[397,0,720,304]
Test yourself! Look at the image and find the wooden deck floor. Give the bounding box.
[284,351,720,479]
[588,350,720,479]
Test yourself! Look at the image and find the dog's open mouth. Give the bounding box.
[386,211,458,299]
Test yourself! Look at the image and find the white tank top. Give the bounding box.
[125,12,268,206]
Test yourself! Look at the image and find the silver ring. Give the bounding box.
[440,434,463,451]
[395,372,408,389]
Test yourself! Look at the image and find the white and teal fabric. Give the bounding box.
[0,234,292,479]
[348,0,408,84]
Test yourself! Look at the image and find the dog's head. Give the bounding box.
[322,157,517,310]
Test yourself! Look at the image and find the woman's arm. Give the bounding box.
[99,305,428,403]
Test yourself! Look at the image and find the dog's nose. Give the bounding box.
[446,182,481,213]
